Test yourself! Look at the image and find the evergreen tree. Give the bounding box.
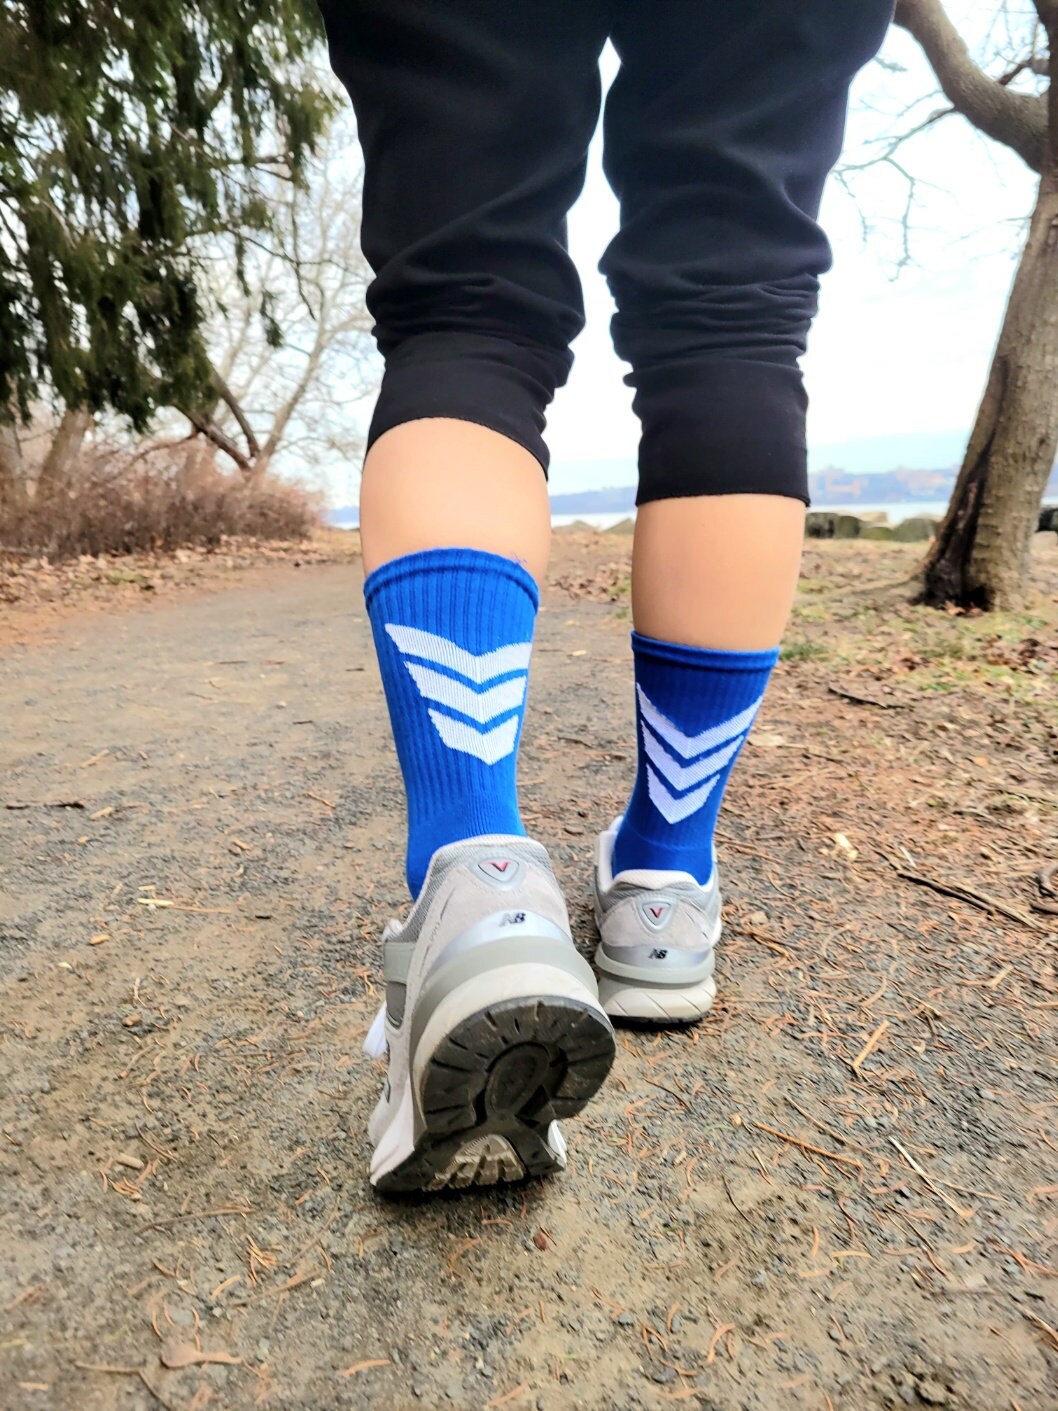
[0,1,334,430]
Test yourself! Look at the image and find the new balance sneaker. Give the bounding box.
[591,817,721,1024]
[363,836,616,1193]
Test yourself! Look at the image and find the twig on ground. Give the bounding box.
[137,1205,253,1235]
[889,1138,974,1220]
[721,1172,750,1222]
[5,799,85,810]
[877,851,1047,932]
[1023,1310,1058,1351]
[643,1079,693,1112]
[751,1122,863,1170]
[784,1098,872,1158]
[231,1268,323,1307]
[827,684,908,709]
[850,1020,890,1074]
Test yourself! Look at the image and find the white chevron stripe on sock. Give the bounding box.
[385,624,532,683]
[384,622,532,764]
[429,710,519,765]
[641,725,744,793]
[636,687,762,759]
[646,766,721,824]
[404,663,527,723]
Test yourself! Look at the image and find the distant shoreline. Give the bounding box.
[331,500,957,531]
[329,468,1058,530]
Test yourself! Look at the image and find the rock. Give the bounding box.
[606,517,636,535]
[917,1378,951,1405]
[649,1365,677,1385]
[805,512,863,539]
[892,516,938,542]
[1037,503,1058,534]
[862,524,895,540]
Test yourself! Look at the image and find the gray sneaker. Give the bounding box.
[363,835,615,1193]
[591,817,721,1024]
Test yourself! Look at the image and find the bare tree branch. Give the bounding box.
[195,118,375,481]
[895,0,1049,170]
[178,407,253,474]
[210,367,260,461]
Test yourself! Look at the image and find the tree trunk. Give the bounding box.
[919,165,1058,609]
[0,420,27,515]
[35,408,93,501]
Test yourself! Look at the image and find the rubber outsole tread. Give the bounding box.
[373,996,615,1194]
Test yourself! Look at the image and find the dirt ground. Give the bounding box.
[2,529,1056,1411]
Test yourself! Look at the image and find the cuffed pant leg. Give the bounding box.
[318,0,608,472]
[603,0,894,504]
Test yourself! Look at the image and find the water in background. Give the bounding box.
[333,501,954,532]
[552,500,951,530]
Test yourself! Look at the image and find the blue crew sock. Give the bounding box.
[364,548,538,896]
[612,632,779,884]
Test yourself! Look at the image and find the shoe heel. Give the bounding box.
[371,969,615,1194]
[420,990,615,1138]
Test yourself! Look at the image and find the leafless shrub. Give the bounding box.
[0,445,320,561]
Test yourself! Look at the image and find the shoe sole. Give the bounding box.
[372,994,615,1194]
[595,969,717,1025]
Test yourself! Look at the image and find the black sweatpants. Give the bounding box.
[319,1,891,505]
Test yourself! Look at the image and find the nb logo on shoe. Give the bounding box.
[386,624,532,765]
[500,912,527,927]
[638,687,763,825]
[649,948,669,960]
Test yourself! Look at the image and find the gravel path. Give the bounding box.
[2,545,1055,1410]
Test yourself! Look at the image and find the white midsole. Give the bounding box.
[369,1084,415,1182]
[597,973,717,1022]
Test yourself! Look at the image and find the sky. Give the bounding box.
[324,4,1040,502]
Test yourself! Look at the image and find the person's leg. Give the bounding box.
[631,496,805,651]
[319,0,606,893]
[318,0,616,1192]
[591,0,892,1021]
[360,421,550,583]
